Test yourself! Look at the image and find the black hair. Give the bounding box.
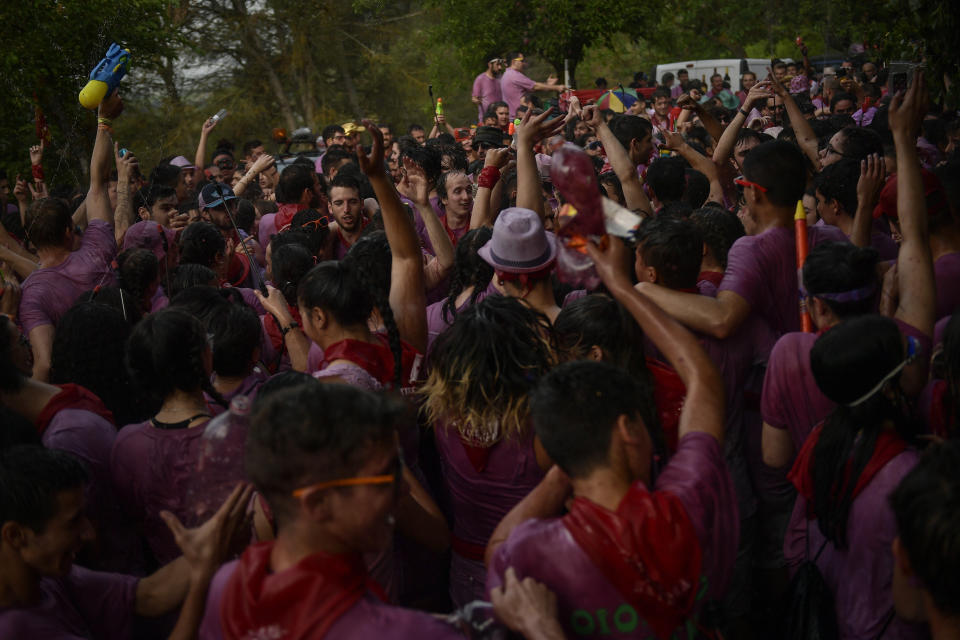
[891,439,960,617]
[608,115,653,153]
[24,198,72,249]
[321,148,352,177]
[50,302,142,426]
[530,360,656,478]
[802,242,878,319]
[322,124,345,141]
[0,446,89,532]
[126,308,226,413]
[276,164,315,205]
[273,242,314,302]
[599,172,625,206]
[836,127,884,161]
[809,315,917,548]
[830,91,857,111]
[814,158,860,217]
[117,248,159,311]
[329,173,361,195]
[651,87,671,101]
[286,213,329,257]
[206,297,262,378]
[635,215,702,289]
[133,184,177,218]
[690,207,744,269]
[235,199,257,235]
[742,140,807,207]
[253,371,318,412]
[179,221,225,268]
[243,139,264,155]
[149,163,181,190]
[166,264,218,299]
[438,144,470,173]
[297,263,372,330]
[408,124,425,134]
[399,141,442,186]
[682,169,710,209]
[0,316,26,392]
[74,287,142,325]
[661,72,675,84]
[442,227,494,324]
[0,407,40,450]
[246,383,402,526]
[646,157,687,204]
[734,128,772,150]
[422,295,556,441]
[437,170,469,202]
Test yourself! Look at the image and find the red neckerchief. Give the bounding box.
[221,541,387,640]
[788,423,908,510]
[440,212,467,248]
[35,384,115,435]
[263,305,302,353]
[275,202,307,234]
[321,334,419,388]
[697,271,724,287]
[647,358,686,453]
[562,483,703,640]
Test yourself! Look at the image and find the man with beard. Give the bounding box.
[473,55,505,123]
[258,163,325,241]
[327,174,368,259]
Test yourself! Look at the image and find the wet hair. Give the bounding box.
[133,184,177,218]
[149,163,181,190]
[206,297,262,378]
[530,360,656,478]
[734,128,772,151]
[0,446,89,532]
[179,221,225,268]
[802,242,878,319]
[50,302,142,426]
[321,148,352,177]
[439,144,470,174]
[246,382,402,526]
[24,198,72,249]
[682,169,710,209]
[608,115,653,152]
[690,207,744,269]
[276,164,315,205]
[399,141,442,186]
[814,158,860,216]
[437,170,469,202]
[126,308,226,414]
[0,316,26,392]
[117,248,159,311]
[284,217,328,257]
[836,126,884,161]
[442,227,494,323]
[273,242,314,302]
[809,315,917,548]
[742,140,807,207]
[166,264,218,299]
[422,295,555,443]
[635,216,703,289]
[646,157,687,204]
[891,439,960,617]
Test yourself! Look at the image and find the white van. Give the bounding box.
[655,58,789,93]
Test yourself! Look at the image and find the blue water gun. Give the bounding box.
[78,43,131,109]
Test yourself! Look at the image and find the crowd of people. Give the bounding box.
[0,46,958,640]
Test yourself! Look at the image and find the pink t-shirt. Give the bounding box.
[19,219,117,333]
[487,432,739,639]
[0,566,138,640]
[472,72,503,122]
[500,68,536,117]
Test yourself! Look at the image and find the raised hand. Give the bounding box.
[582,104,604,131]
[98,89,124,120]
[856,153,886,209]
[515,107,567,147]
[29,142,44,166]
[249,153,275,175]
[744,80,773,109]
[888,69,927,139]
[766,67,789,97]
[115,143,139,183]
[356,118,386,177]
[585,235,631,292]
[661,128,686,151]
[483,146,512,169]
[27,180,48,201]
[400,157,430,206]
[12,174,29,204]
[254,284,293,323]
[160,483,254,579]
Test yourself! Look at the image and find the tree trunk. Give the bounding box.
[333,35,364,119]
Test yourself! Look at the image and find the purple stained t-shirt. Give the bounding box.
[487,432,739,639]
[935,252,960,320]
[198,560,464,640]
[784,449,926,640]
[500,68,537,117]
[0,565,137,640]
[19,219,117,334]
[473,72,503,122]
[43,409,144,575]
[718,224,847,336]
[110,419,212,565]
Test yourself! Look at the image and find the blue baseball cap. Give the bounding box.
[198,182,237,210]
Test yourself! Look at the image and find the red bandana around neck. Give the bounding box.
[221,541,387,640]
[321,334,419,388]
[35,384,115,435]
[275,202,307,234]
[788,423,908,509]
[562,484,703,640]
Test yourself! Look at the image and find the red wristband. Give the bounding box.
[478,166,501,189]
[31,164,44,181]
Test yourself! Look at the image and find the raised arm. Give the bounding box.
[588,237,725,442]
[472,147,511,229]
[662,129,724,205]
[768,69,820,170]
[401,157,454,289]
[889,70,935,339]
[86,92,123,225]
[584,105,652,215]
[194,117,219,179]
[234,153,274,196]
[514,107,565,217]
[850,154,886,248]
[713,81,772,165]
[358,119,427,353]
[113,144,138,246]
[677,94,724,144]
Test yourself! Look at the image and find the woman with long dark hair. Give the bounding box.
[785,315,924,639]
[111,308,229,565]
[422,295,555,607]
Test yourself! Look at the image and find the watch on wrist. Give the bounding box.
[280,320,300,338]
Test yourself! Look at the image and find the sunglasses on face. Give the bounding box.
[734,175,768,193]
[291,450,403,499]
[216,160,235,169]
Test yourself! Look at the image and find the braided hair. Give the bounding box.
[126,308,227,414]
[442,227,493,323]
[117,248,159,313]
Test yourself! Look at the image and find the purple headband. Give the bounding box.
[799,281,877,304]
